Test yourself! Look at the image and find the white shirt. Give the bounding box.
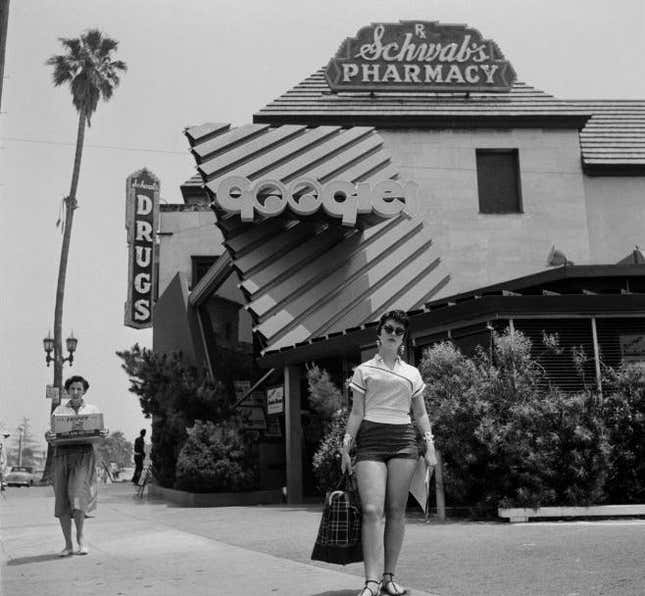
[53,399,101,416]
[349,354,426,424]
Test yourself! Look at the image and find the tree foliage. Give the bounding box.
[116,344,233,487]
[46,29,127,125]
[95,431,133,469]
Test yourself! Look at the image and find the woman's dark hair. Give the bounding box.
[376,310,410,335]
[64,375,90,391]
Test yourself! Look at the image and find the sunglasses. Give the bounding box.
[382,323,405,336]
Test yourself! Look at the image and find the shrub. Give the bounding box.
[601,363,645,503]
[175,419,256,493]
[117,345,234,488]
[420,330,611,510]
[306,363,348,493]
[311,409,349,493]
[306,363,344,418]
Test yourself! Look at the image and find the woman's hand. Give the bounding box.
[340,449,353,475]
[424,440,437,467]
[45,431,55,444]
[99,428,109,438]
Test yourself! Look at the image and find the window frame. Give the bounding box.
[475,148,523,215]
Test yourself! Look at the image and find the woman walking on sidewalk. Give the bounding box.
[46,375,106,556]
[340,310,437,596]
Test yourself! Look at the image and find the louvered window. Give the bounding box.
[513,319,596,392]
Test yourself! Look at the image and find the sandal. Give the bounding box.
[382,572,407,595]
[358,579,381,596]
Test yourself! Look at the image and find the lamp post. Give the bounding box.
[41,331,78,482]
[43,331,78,367]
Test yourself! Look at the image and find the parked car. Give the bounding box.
[5,466,34,487]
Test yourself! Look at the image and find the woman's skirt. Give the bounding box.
[355,420,418,463]
[53,444,98,518]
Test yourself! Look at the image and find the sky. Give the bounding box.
[1,0,645,455]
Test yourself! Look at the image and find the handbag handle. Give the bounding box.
[327,472,357,505]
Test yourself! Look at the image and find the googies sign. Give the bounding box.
[213,176,417,227]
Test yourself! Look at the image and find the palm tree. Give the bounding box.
[42,30,127,481]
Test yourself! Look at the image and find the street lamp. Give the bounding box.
[43,331,78,366]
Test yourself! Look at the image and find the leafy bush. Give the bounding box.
[175,419,256,493]
[601,363,645,503]
[420,330,611,511]
[117,344,233,488]
[306,364,348,493]
[311,409,349,493]
[306,363,344,418]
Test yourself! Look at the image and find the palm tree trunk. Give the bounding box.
[42,110,86,482]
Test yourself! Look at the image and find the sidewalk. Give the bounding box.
[0,484,435,596]
[2,484,645,595]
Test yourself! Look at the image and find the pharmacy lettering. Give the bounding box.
[326,21,516,93]
[124,168,159,328]
[213,176,417,227]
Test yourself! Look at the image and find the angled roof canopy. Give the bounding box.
[184,122,449,355]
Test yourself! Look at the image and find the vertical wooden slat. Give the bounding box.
[591,317,602,394]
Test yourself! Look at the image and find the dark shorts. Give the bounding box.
[355,420,418,463]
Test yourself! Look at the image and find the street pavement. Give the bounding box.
[1,484,644,596]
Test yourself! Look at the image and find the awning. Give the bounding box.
[184,122,450,355]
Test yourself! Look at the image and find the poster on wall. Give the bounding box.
[266,386,284,415]
[124,168,160,328]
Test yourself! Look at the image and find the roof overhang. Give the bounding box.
[257,264,645,367]
[253,112,591,130]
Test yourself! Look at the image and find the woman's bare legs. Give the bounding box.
[383,458,418,592]
[73,509,86,553]
[58,515,73,552]
[355,460,388,585]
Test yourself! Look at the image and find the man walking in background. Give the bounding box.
[131,429,146,484]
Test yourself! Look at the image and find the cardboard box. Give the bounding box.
[51,413,104,444]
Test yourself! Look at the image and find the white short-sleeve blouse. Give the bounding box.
[349,354,426,424]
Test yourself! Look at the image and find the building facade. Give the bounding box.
[149,22,645,502]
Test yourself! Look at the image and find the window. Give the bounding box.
[191,255,218,288]
[476,149,522,214]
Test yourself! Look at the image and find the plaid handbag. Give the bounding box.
[311,473,363,565]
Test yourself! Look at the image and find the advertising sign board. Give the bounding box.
[213,176,417,226]
[266,386,284,415]
[125,168,159,328]
[326,21,516,93]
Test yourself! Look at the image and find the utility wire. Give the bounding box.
[1,136,187,155]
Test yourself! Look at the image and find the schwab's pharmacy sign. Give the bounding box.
[213,176,417,227]
[326,21,516,93]
[125,168,159,328]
